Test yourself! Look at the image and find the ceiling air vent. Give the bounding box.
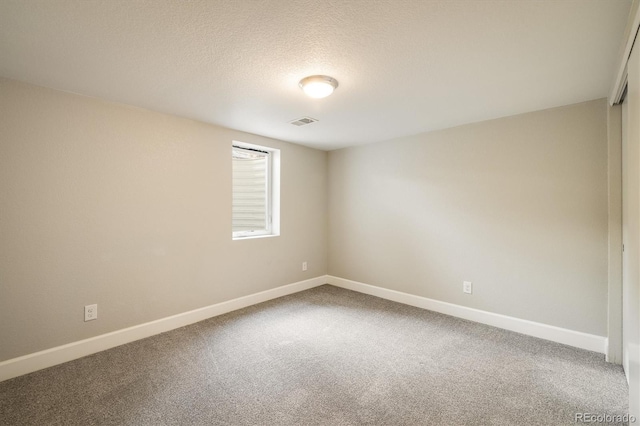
[289,117,318,126]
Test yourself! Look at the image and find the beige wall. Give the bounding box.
[0,78,328,361]
[0,76,612,361]
[328,99,609,336]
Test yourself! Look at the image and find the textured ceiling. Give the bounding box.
[0,0,632,150]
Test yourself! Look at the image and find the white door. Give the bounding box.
[623,42,640,417]
[623,94,629,381]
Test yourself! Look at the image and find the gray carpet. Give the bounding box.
[0,285,629,425]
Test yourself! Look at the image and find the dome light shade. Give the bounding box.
[299,75,338,98]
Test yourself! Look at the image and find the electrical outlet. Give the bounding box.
[463,281,472,294]
[85,304,98,321]
[302,261,308,271]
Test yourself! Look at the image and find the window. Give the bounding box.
[232,142,280,239]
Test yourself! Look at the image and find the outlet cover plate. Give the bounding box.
[85,304,98,321]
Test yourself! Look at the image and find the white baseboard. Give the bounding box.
[1,275,608,383]
[0,276,327,383]
[327,275,606,354]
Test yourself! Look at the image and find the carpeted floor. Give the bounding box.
[0,285,629,425]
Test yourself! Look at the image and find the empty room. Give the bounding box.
[1,0,639,424]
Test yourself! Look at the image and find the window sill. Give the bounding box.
[232,233,280,241]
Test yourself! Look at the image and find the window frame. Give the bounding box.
[231,141,280,240]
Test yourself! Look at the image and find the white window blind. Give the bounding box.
[232,145,270,236]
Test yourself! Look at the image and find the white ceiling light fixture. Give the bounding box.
[299,75,339,99]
